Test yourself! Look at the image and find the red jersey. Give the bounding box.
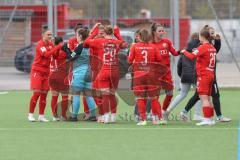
[84,38,123,70]
[50,50,68,72]
[129,42,165,93]
[88,39,102,72]
[183,43,216,77]
[128,42,161,72]
[153,38,179,68]
[68,37,78,51]
[32,40,61,74]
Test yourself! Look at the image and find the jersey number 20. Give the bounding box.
[103,48,116,63]
[209,52,216,69]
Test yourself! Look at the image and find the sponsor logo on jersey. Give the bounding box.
[193,49,199,55]
[162,43,168,48]
[40,47,47,52]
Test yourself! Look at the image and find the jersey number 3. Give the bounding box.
[141,50,148,64]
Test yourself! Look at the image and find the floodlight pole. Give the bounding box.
[173,0,180,88]
[53,0,58,37]
[47,0,53,34]
[110,0,117,27]
[173,0,180,50]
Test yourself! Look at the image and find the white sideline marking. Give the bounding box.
[0,91,8,95]
[0,127,237,131]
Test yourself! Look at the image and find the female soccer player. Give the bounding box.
[84,24,125,123]
[28,29,63,122]
[68,23,91,119]
[88,23,106,122]
[181,27,217,126]
[132,29,153,121]
[66,28,97,121]
[49,36,69,121]
[151,23,179,123]
[164,33,202,120]
[128,29,164,125]
[180,26,231,122]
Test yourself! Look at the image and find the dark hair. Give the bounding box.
[139,28,151,43]
[83,26,89,30]
[78,28,89,41]
[54,36,63,45]
[104,25,113,35]
[42,25,50,34]
[135,29,141,35]
[74,23,83,33]
[203,25,215,39]
[200,28,213,43]
[203,25,209,29]
[150,22,163,40]
[191,32,199,40]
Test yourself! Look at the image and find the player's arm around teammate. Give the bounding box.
[84,24,126,123]
[151,23,180,123]
[165,33,199,120]
[128,29,165,126]
[180,27,217,126]
[49,36,70,121]
[180,26,231,122]
[28,29,63,122]
[64,28,97,121]
[68,23,92,120]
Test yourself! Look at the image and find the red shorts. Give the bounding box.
[133,73,160,97]
[159,71,174,90]
[197,74,214,96]
[133,85,159,98]
[30,70,49,91]
[49,70,69,93]
[96,70,119,90]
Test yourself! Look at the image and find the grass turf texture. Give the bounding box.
[0,89,239,160]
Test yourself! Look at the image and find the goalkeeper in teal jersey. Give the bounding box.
[63,27,96,121]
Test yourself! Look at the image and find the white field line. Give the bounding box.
[0,127,237,131]
[0,91,8,94]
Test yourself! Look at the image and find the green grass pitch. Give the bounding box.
[0,89,239,160]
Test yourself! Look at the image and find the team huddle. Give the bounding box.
[28,22,231,126]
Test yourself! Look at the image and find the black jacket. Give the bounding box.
[213,39,221,81]
[177,39,199,84]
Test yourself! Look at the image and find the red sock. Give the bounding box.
[162,95,173,111]
[102,95,111,114]
[203,106,214,118]
[151,98,162,119]
[110,95,117,114]
[137,99,147,120]
[98,104,104,115]
[39,93,47,115]
[94,97,103,115]
[51,95,58,116]
[83,96,89,114]
[61,95,68,118]
[29,92,41,113]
